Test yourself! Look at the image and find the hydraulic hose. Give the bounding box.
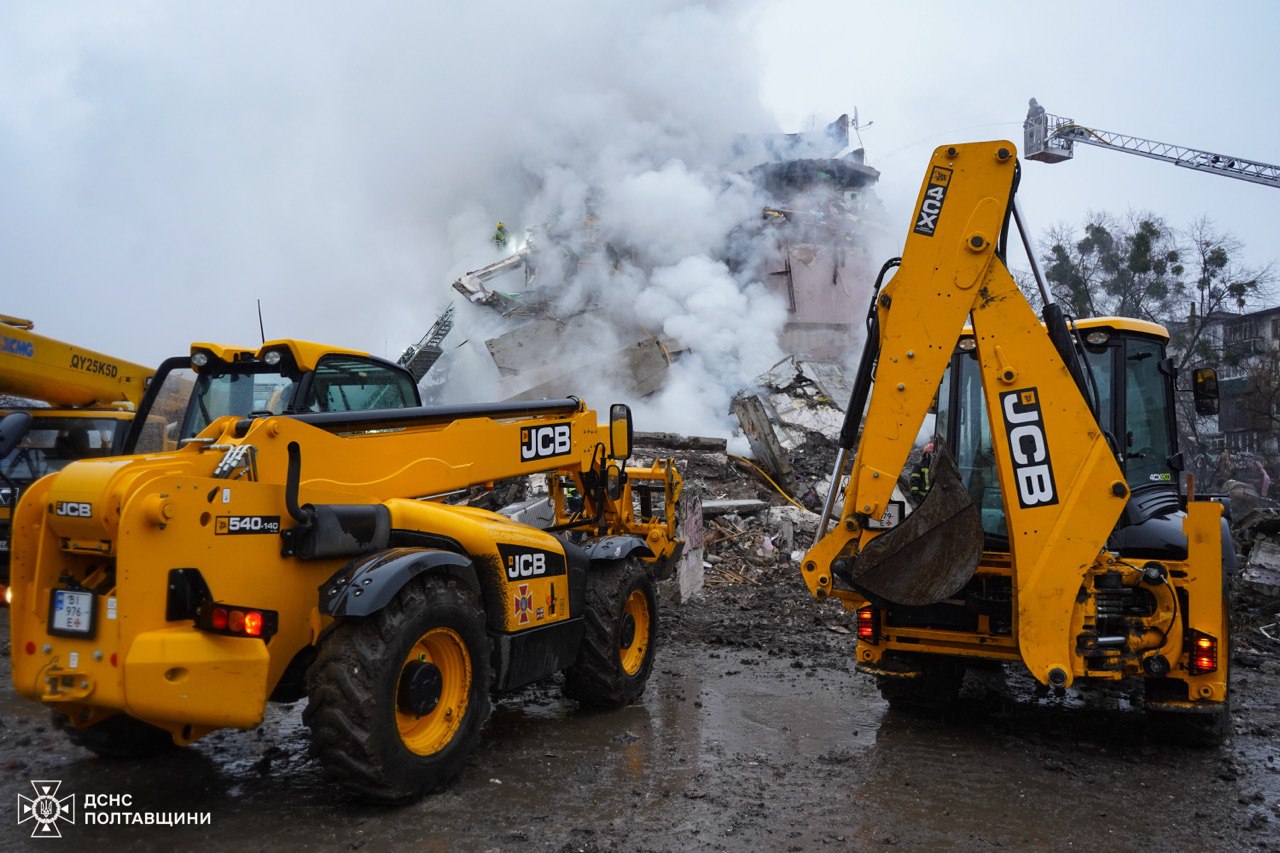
[284,442,315,524]
[837,257,899,450]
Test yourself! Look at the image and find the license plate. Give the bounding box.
[865,500,905,530]
[49,589,95,638]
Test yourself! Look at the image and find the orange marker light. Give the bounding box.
[228,610,246,633]
[243,611,263,637]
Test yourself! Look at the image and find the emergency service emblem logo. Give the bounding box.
[513,584,533,625]
[18,780,75,838]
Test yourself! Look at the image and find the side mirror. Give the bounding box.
[0,411,33,459]
[605,462,625,502]
[1192,366,1220,416]
[609,403,633,461]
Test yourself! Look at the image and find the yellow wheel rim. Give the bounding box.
[396,627,471,756]
[620,590,651,676]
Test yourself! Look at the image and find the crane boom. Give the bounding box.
[1024,100,1280,189]
[0,315,153,408]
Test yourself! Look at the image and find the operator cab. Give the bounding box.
[936,317,1192,558]
[125,340,422,454]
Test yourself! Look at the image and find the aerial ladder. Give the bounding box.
[398,304,455,382]
[1024,98,1280,188]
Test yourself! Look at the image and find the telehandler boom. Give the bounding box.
[802,141,1230,739]
[6,384,682,802]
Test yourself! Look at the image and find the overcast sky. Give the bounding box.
[756,1,1279,284]
[2,1,1276,367]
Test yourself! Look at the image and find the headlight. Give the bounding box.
[263,350,282,366]
[1085,331,1110,346]
[958,337,977,351]
[191,351,209,367]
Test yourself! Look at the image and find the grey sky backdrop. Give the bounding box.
[756,2,1280,285]
[2,1,1277,368]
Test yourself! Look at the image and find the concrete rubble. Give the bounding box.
[1234,505,1280,598]
[731,354,850,500]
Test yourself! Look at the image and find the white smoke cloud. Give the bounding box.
[2,1,878,437]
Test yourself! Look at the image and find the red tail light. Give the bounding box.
[1188,632,1218,675]
[856,607,879,645]
[197,603,277,642]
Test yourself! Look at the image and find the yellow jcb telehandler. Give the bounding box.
[802,141,1232,741]
[6,354,682,802]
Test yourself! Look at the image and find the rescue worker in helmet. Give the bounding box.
[909,441,936,502]
[493,221,509,248]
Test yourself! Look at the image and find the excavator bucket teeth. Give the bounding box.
[841,445,983,606]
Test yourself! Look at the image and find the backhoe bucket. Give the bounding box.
[838,446,983,606]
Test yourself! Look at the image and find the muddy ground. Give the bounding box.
[2,560,1279,851]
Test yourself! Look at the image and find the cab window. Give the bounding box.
[303,356,417,413]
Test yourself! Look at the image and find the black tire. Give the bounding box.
[563,556,657,709]
[875,655,965,712]
[303,577,491,804]
[51,710,178,759]
[1148,697,1230,747]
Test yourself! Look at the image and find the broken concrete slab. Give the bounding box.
[731,356,851,495]
[1242,539,1280,597]
[675,494,705,604]
[633,432,728,452]
[496,495,555,528]
[702,499,769,517]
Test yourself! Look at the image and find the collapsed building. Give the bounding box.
[427,115,880,402]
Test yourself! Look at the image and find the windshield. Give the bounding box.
[948,354,1007,539]
[943,332,1175,545]
[0,415,124,485]
[1122,338,1176,488]
[182,367,299,439]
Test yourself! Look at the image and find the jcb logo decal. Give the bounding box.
[53,501,92,518]
[520,423,571,462]
[1000,388,1059,508]
[913,165,952,237]
[215,515,281,535]
[497,543,566,580]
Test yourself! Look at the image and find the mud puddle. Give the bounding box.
[3,603,1278,850]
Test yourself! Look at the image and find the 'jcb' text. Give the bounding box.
[54,501,93,518]
[520,423,571,461]
[1000,388,1059,508]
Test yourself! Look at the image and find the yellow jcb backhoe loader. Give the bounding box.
[802,141,1232,741]
[5,380,682,802]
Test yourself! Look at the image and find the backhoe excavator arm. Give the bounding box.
[802,141,1130,687]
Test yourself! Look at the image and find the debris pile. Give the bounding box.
[731,356,848,502]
